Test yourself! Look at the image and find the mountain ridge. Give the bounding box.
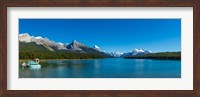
[19,33,153,57]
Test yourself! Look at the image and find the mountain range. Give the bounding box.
[19,33,152,57]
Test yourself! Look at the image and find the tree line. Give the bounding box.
[124,52,181,60]
[19,51,106,60]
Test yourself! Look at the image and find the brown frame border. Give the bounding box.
[0,0,200,97]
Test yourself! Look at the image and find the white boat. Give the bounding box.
[27,59,41,69]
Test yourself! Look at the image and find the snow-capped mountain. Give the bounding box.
[108,52,124,57]
[64,43,69,47]
[19,33,108,55]
[19,33,152,57]
[107,49,152,57]
[65,40,112,57]
[93,45,101,51]
[132,49,152,56]
[19,33,67,51]
[19,33,32,42]
[122,49,152,57]
[65,40,87,51]
[92,45,123,57]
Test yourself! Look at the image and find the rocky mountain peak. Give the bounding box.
[19,33,153,57]
[19,33,67,51]
[66,40,87,51]
[70,40,86,47]
[19,33,32,42]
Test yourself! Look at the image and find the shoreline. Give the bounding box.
[19,57,181,62]
[124,57,181,60]
[19,58,106,61]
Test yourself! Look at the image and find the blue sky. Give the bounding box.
[19,19,181,53]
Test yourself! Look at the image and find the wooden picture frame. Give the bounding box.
[0,0,199,97]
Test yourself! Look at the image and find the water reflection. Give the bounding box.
[19,58,181,78]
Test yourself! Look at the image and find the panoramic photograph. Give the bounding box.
[19,19,181,78]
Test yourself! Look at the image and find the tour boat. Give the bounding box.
[27,58,41,69]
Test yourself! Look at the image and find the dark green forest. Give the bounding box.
[19,51,106,60]
[19,42,181,60]
[19,42,108,60]
[124,52,181,60]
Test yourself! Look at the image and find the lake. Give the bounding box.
[19,58,181,78]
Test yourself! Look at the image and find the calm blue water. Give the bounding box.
[19,58,181,78]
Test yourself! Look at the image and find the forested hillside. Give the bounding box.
[19,42,108,60]
[124,52,181,60]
